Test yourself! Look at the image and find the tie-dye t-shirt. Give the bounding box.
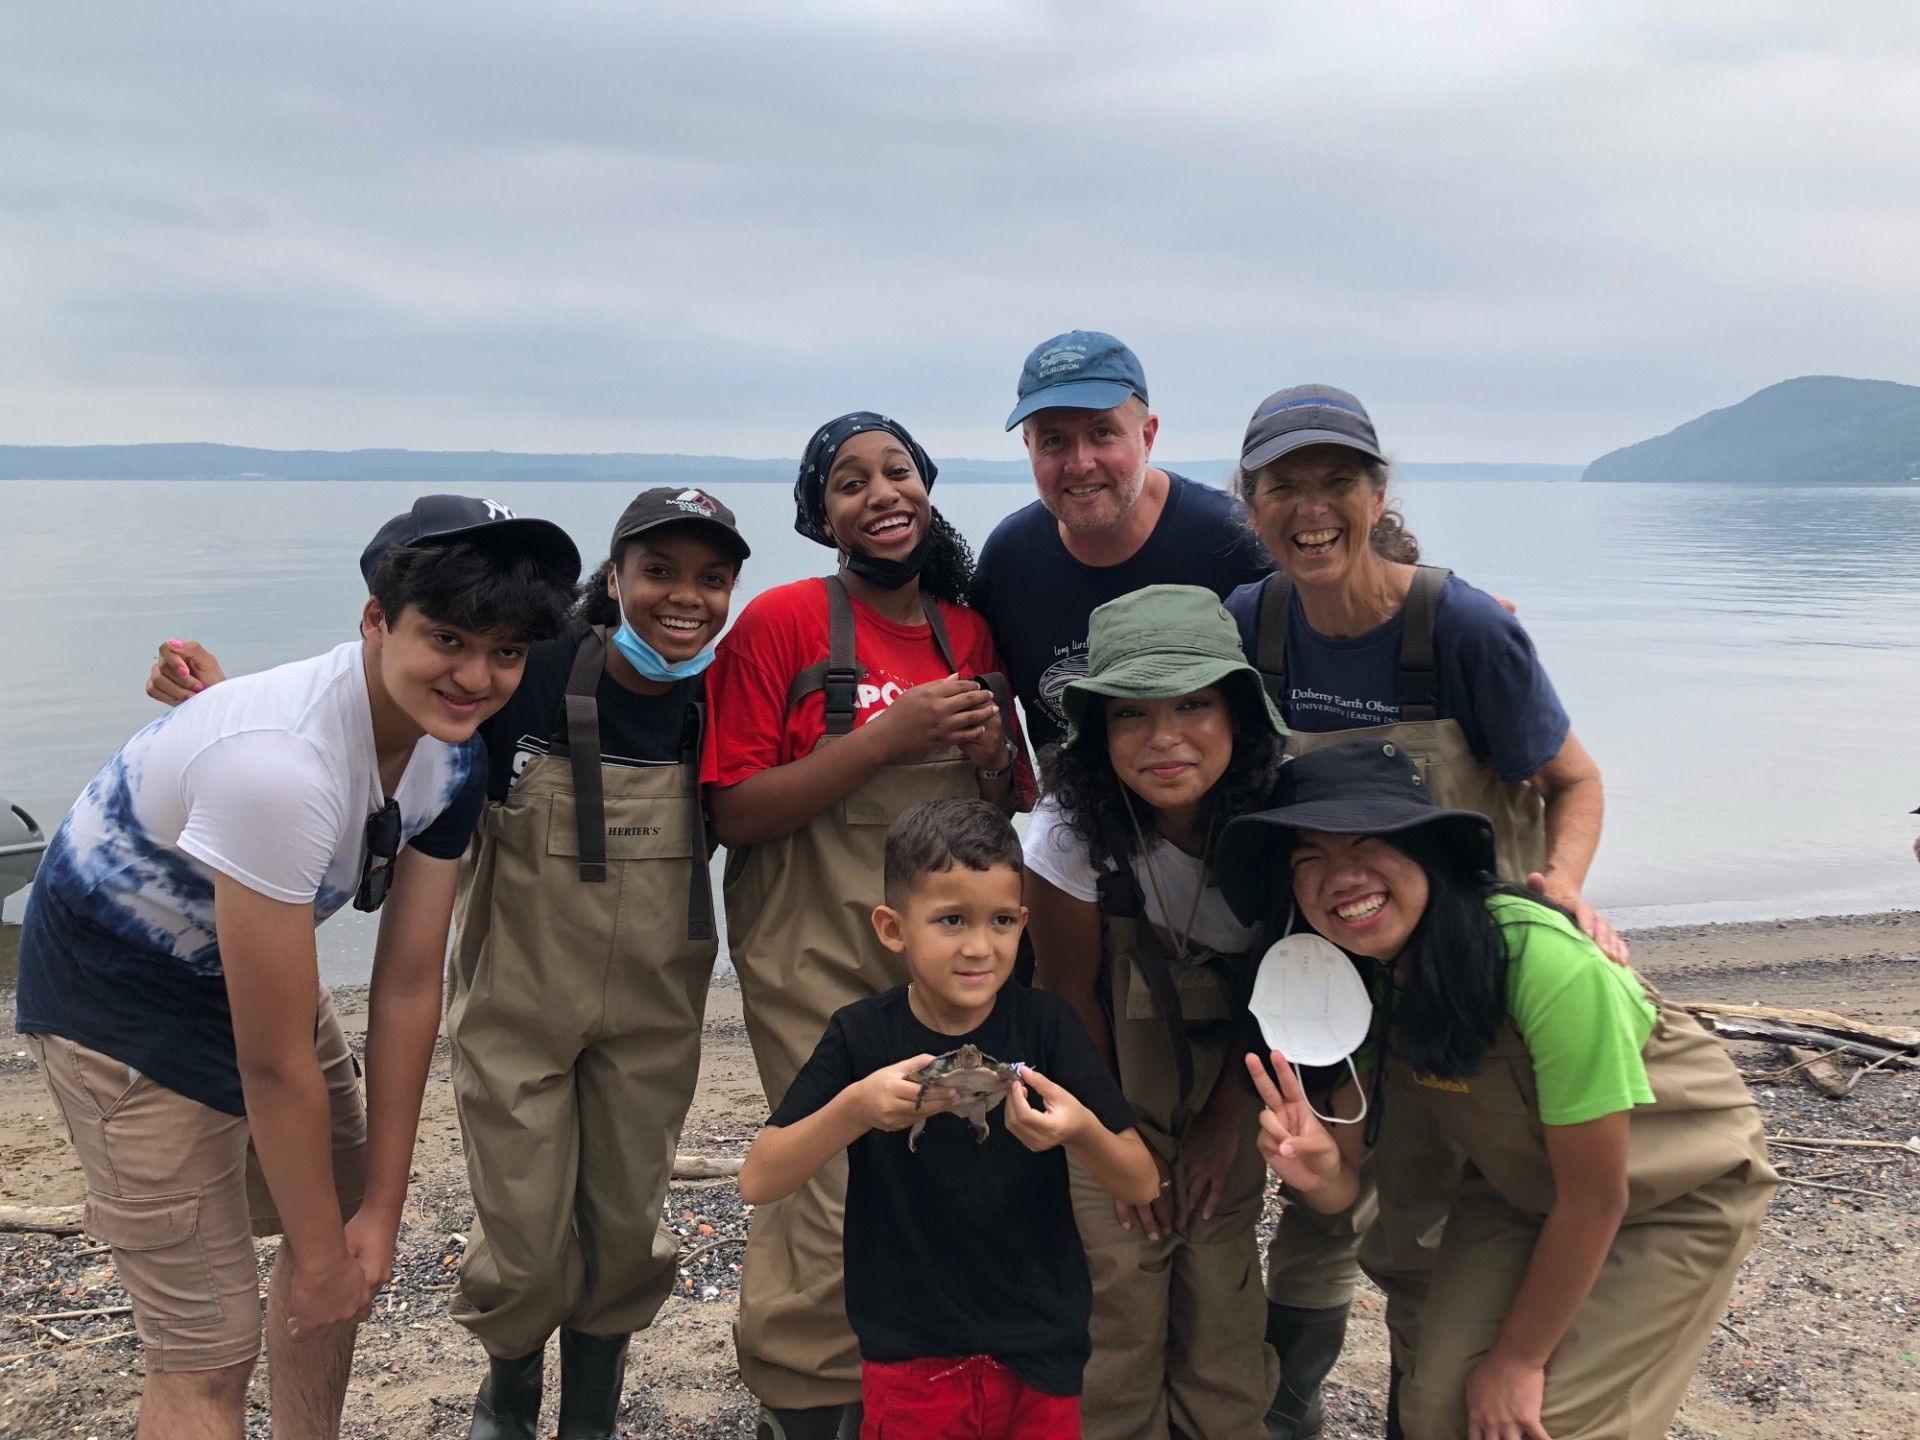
[15,641,484,1114]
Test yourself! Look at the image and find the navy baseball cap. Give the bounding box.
[1240,384,1385,473]
[359,495,582,587]
[611,486,750,564]
[1005,330,1149,431]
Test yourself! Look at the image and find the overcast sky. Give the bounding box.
[4,2,1916,464]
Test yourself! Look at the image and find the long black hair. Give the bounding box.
[1372,824,1580,1079]
[1039,678,1285,869]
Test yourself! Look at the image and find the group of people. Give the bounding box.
[14,329,1776,1440]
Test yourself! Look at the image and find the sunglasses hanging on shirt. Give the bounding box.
[354,798,402,913]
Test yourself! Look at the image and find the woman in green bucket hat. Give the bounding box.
[1021,583,1288,1440]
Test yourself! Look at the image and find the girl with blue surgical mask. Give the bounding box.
[144,486,750,1440]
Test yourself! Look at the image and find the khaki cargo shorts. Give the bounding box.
[27,989,368,1372]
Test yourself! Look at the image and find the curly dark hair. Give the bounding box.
[573,557,623,628]
[1038,677,1286,868]
[912,507,976,607]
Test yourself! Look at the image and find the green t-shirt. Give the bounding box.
[1491,893,1657,1125]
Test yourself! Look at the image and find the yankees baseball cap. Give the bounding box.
[1005,330,1150,430]
[611,486,751,564]
[1239,384,1386,473]
[358,495,582,587]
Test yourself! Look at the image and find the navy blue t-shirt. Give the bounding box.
[1222,572,1570,782]
[768,983,1136,1396]
[970,472,1271,751]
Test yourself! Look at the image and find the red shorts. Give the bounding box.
[859,1355,1080,1440]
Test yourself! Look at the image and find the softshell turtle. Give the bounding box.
[907,1044,1020,1152]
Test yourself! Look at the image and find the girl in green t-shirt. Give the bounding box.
[1214,738,1777,1440]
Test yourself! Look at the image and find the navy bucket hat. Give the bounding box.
[1215,739,1497,924]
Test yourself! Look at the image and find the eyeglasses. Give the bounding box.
[353,799,402,913]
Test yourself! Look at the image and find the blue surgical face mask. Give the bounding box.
[611,618,716,682]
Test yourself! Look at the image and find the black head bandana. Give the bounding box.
[792,412,940,590]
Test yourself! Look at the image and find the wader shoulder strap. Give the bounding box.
[1096,860,1195,1106]
[924,592,1028,775]
[680,700,717,941]
[1255,572,1292,708]
[783,575,865,734]
[562,628,609,883]
[1396,565,1451,723]
[916,587,960,673]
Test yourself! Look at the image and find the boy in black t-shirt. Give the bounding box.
[739,799,1158,1440]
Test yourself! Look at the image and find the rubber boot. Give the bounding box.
[755,1403,861,1440]
[1385,1358,1406,1440]
[556,1328,632,1439]
[468,1346,545,1440]
[1263,1301,1351,1440]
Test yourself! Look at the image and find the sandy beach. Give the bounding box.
[3,912,1917,1438]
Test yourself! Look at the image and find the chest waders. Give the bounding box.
[1388,974,1775,1440]
[1255,566,1549,1438]
[729,576,1011,1411]
[446,629,718,1398]
[1070,863,1278,1440]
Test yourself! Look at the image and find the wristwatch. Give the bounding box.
[975,738,1018,780]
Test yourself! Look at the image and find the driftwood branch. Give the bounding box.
[1682,1001,1920,1070]
[0,1205,84,1236]
[671,1154,743,1180]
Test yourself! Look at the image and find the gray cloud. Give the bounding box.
[3,1,1917,461]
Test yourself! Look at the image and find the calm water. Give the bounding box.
[3,478,1917,980]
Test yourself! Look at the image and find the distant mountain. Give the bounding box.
[0,442,1573,486]
[1585,376,1920,485]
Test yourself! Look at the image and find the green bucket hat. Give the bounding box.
[1060,584,1288,749]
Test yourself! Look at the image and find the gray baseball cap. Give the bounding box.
[1240,384,1385,473]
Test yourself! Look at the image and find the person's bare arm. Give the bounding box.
[1465,1112,1631,1440]
[347,846,457,1292]
[737,1055,954,1205]
[707,678,997,847]
[1023,872,1111,1067]
[215,874,371,1338]
[1527,729,1628,962]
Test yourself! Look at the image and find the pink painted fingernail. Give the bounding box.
[177,666,190,677]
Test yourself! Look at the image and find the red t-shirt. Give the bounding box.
[701,577,1027,790]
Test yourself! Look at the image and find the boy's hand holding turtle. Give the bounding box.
[851,1053,959,1133]
[1002,1065,1092,1152]
[1245,1050,1346,1199]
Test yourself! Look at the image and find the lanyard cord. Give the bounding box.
[1123,796,1213,962]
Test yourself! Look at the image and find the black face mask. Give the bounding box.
[841,527,931,590]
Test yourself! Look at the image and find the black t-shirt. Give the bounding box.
[969,472,1272,750]
[768,984,1136,1396]
[479,628,701,801]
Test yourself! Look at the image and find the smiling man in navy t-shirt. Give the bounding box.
[969,331,1270,751]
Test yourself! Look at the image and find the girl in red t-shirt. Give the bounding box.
[703,412,1027,1440]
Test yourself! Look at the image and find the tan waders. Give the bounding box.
[1073,858,1279,1440]
[1255,565,1552,1434]
[1382,979,1776,1440]
[447,631,718,1434]
[728,579,1008,1413]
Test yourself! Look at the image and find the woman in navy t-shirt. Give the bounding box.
[1221,382,1622,1439]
